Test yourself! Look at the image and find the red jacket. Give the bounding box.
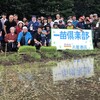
[16,26,22,35]
[5,33,17,42]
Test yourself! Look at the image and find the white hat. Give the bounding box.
[17,21,24,26]
[22,26,28,30]
[67,20,72,23]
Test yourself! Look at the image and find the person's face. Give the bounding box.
[82,16,85,20]
[67,22,72,26]
[38,28,42,33]
[2,15,6,19]
[9,15,14,22]
[73,16,76,20]
[46,27,50,30]
[14,15,18,20]
[23,18,27,22]
[93,16,98,20]
[54,25,58,28]
[19,23,23,28]
[23,28,28,33]
[79,18,83,22]
[44,19,47,23]
[48,18,52,23]
[38,19,41,22]
[32,17,36,22]
[90,15,93,19]
[25,21,28,26]
[10,28,15,33]
[41,16,44,20]
[56,14,60,19]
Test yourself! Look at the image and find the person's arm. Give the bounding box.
[0,31,2,37]
[28,32,32,44]
[27,21,31,30]
[4,34,9,42]
[17,32,22,47]
[34,34,42,46]
[76,27,83,31]
[34,38,39,43]
[34,38,42,46]
[4,25,7,35]
[76,23,83,31]
[17,42,21,48]
[0,21,2,31]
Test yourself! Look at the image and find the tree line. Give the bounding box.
[0,0,100,19]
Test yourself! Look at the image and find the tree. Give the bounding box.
[73,0,100,17]
[0,0,100,19]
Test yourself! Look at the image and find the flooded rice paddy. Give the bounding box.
[0,56,100,100]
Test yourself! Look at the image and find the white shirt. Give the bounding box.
[1,18,7,29]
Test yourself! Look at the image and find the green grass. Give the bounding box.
[63,48,100,56]
[18,46,36,54]
[40,46,57,53]
[29,52,41,60]
[43,51,63,59]
[45,61,57,66]
[0,47,99,66]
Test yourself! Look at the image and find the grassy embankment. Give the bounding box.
[0,46,100,66]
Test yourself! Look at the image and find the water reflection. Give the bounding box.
[0,57,99,100]
[53,58,94,82]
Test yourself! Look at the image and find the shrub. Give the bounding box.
[40,46,57,53]
[18,46,36,53]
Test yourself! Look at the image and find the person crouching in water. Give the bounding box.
[34,26,43,50]
[17,26,32,48]
[5,27,17,52]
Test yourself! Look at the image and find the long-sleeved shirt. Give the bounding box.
[28,21,39,31]
[5,33,17,42]
[17,31,32,45]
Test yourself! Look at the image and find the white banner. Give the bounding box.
[51,29,93,50]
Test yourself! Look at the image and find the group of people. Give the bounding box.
[0,13,100,52]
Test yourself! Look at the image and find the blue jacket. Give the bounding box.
[28,21,39,31]
[17,31,32,45]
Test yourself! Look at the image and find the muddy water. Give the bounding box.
[0,56,100,100]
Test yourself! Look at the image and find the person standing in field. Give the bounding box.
[54,14,61,24]
[28,15,39,45]
[4,15,17,35]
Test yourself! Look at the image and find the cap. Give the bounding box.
[59,20,62,23]
[67,20,72,23]
[93,13,98,17]
[23,26,28,30]
[79,16,84,20]
[86,19,90,22]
